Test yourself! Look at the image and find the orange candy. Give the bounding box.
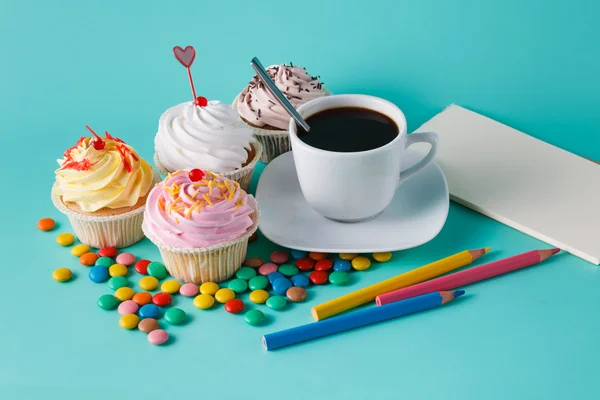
[79,252,99,266]
[37,218,56,231]
[309,252,328,261]
[132,292,153,306]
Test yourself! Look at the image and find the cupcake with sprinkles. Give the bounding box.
[142,168,259,284]
[52,126,159,248]
[234,63,330,163]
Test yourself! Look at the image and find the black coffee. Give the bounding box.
[298,107,398,152]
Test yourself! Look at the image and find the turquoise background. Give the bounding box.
[1,0,599,399]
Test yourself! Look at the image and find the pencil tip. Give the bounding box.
[485,247,491,253]
[454,290,465,298]
[551,248,560,255]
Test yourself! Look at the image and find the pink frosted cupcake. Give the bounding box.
[142,169,259,284]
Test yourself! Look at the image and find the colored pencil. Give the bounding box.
[376,248,559,306]
[310,248,489,321]
[263,290,464,351]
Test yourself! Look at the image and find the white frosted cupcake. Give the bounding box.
[142,169,259,284]
[233,63,330,163]
[153,100,261,191]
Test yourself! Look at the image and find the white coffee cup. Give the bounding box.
[288,94,439,222]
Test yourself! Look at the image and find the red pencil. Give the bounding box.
[376,248,560,306]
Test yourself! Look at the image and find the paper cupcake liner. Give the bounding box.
[51,169,161,249]
[153,141,262,192]
[142,196,260,284]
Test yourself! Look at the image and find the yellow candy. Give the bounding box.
[52,268,72,282]
[214,288,235,303]
[161,279,181,294]
[193,294,215,310]
[71,244,90,257]
[200,282,219,295]
[109,264,128,277]
[249,289,270,304]
[56,233,75,246]
[115,287,135,301]
[373,252,392,262]
[339,253,358,260]
[351,256,371,271]
[119,314,140,330]
[139,276,159,291]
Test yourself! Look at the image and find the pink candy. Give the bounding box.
[116,252,135,266]
[270,250,289,264]
[148,329,169,345]
[179,283,199,297]
[258,263,278,276]
[118,300,139,316]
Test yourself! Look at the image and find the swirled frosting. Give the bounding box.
[54,132,154,212]
[236,63,328,130]
[142,169,255,248]
[155,101,254,173]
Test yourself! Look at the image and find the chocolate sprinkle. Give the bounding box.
[268,100,276,105]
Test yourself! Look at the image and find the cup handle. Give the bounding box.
[397,132,439,187]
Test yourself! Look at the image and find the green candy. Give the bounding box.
[329,271,349,286]
[248,276,269,291]
[108,276,129,290]
[95,257,114,267]
[228,279,248,293]
[97,294,119,310]
[278,264,299,277]
[236,267,257,280]
[147,262,168,279]
[164,308,186,325]
[244,309,264,326]
[266,295,287,310]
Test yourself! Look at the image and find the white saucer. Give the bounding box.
[255,150,449,253]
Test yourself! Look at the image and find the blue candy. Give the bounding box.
[138,304,160,319]
[333,259,352,272]
[290,249,308,259]
[272,277,293,296]
[88,265,109,283]
[267,271,285,283]
[291,274,310,288]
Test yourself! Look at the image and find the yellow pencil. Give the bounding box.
[311,248,490,321]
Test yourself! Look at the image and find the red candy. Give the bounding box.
[314,259,333,271]
[224,299,245,314]
[270,250,289,264]
[189,168,205,182]
[194,96,208,107]
[152,292,172,307]
[309,270,329,285]
[135,259,151,275]
[296,257,315,271]
[98,247,117,258]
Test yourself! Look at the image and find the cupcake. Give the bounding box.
[153,100,261,192]
[51,127,158,248]
[234,63,330,163]
[142,168,260,284]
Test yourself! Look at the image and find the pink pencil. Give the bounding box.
[376,248,560,306]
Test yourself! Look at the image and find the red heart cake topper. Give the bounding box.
[173,46,196,68]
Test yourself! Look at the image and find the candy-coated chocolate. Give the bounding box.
[248,275,269,291]
[228,279,248,293]
[139,276,159,291]
[244,257,264,268]
[89,265,109,283]
[339,253,358,260]
[258,263,278,276]
[290,249,308,259]
[278,264,299,277]
[291,274,310,288]
[164,308,186,325]
[249,289,270,304]
[193,294,215,309]
[95,257,114,267]
[308,252,327,261]
[98,247,118,258]
[225,299,245,314]
[272,277,293,296]
[309,270,329,285]
[114,287,135,301]
[118,300,139,315]
[329,271,350,285]
[199,282,219,295]
[351,256,371,271]
[314,259,333,271]
[119,314,140,330]
[79,252,98,266]
[71,244,90,257]
[373,252,393,262]
[266,295,287,310]
[152,292,172,307]
[97,294,119,310]
[116,252,135,266]
[296,258,315,271]
[56,233,75,246]
[134,259,151,275]
[108,263,128,277]
[139,304,160,319]
[248,231,258,243]
[147,262,168,279]
[333,259,352,272]
[179,283,199,297]
[138,318,158,333]
[37,217,55,231]
[270,250,289,264]
[148,329,169,345]
[215,288,235,303]
[161,279,181,294]
[132,292,152,306]
[244,309,264,326]
[108,276,129,290]
[286,286,307,302]
[52,268,72,282]
[236,267,257,280]
[267,271,285,283]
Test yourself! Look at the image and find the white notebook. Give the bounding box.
[413,104,600,264]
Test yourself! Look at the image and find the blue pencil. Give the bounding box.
[262,290,465,351]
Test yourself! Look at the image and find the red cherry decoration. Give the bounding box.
[189,168,205,182]
[194,96,208,107]
[91,138,105,150]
